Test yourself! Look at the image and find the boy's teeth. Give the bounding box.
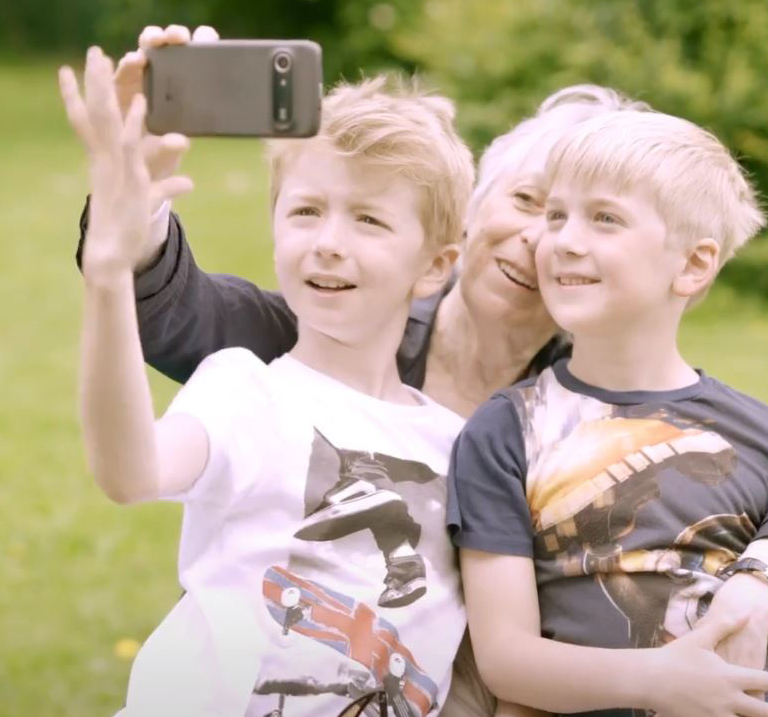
[558,277,598,286]
[497,259,537,289]
[311,278,353,289]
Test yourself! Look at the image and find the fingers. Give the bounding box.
[141,133,190,180]
[733,663,768,694]
[164,24,191,44]
[114,49,147,117]
[683,611,749,649]
[123,93,146,146]
[152,175,194,206]
[734,690,768,717]
[138,24,193,50]
[115,49,146,82]
[138,25,165,50]
[58,65,93,151]
[122,95,150,196]
[83,46,122,150]
[191,25,219,42]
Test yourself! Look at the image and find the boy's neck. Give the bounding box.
[288,322,418,405]
[568,320,699,393]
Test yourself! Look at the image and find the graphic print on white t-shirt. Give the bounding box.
[254,428,445,717]
[148,350,464,717]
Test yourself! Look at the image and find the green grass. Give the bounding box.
[2,59,767,716]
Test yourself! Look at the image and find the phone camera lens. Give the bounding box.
[274,52,292,73]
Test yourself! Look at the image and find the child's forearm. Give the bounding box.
[480,631,653,713]
[80,270,159,503]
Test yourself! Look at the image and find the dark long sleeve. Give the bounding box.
[77,198,298,384]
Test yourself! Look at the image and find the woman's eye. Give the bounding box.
[513,192,542,210]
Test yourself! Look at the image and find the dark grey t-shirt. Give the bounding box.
[447,359,768,717]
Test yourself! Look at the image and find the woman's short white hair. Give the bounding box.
[467,85,649,222]
[544,109,765,267]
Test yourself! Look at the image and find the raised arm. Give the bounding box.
[74,25,299,385]
[62,47,206,503]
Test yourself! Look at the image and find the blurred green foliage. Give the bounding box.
[3,0,767,296]
[393,0,768,179]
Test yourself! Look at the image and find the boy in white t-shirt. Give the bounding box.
[60,47,476,716]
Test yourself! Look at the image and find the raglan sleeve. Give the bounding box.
[446,394,535,557]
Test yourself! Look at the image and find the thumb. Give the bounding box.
[681,610,749,650]
[152,175,194,206]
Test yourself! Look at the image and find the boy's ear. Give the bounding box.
[412,243,461,299]
[672,237,720,299]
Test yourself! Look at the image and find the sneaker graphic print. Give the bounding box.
[254,428,447,717]
[295,442,431,609]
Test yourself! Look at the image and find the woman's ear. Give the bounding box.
[672,237,720,299]
[413,243,461,299]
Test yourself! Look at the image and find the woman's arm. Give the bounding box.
[461,548,768,716]
[707,539,768,683]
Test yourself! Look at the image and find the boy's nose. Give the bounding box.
[312,218,348,259]
[553,219,588,257]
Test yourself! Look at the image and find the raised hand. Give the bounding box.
[59,47,193,280]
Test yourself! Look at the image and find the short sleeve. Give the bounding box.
[446,394,534,556]
[161,347,276,505]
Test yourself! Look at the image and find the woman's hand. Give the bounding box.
[114,24,219,190]
[708,572,768,697]
[59,47,192,281]
[651,612,768,717]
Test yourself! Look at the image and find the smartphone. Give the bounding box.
[143,40,323,137]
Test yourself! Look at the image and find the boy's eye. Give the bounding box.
[546,209,566,223]
[291,206,320,217]
[357,214,387,229]
[595,211,621,225]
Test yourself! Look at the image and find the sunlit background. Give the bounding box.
[1,1,767,714]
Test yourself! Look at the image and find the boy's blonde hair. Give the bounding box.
[544,109,765,267]
[266,76,475,249]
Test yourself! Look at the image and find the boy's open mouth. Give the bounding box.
[306,276,357,292]
[496,259,538,291]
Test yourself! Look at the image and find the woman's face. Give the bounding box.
[460,156,558,336]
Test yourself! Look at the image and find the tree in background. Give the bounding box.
[392,0,768,183]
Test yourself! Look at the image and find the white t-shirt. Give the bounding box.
[121,349,466,717]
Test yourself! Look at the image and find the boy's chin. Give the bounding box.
[550,310,612,338]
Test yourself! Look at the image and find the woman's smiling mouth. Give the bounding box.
[496,258,538,291]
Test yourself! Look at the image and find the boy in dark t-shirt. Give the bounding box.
[447,109,768,717]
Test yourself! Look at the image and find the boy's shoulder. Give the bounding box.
[199,346,271,376]
[696,372,768,436]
